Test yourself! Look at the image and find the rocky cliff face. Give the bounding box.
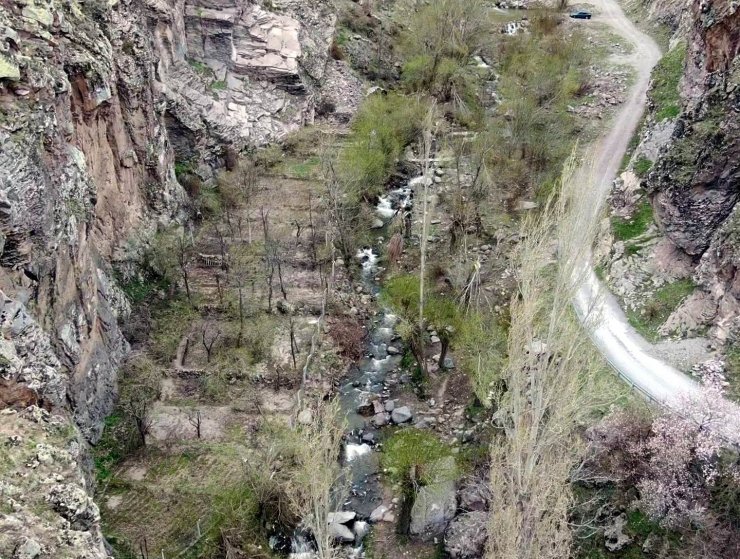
[0,0,336,438]
[609,0,739,343]
[649,0,739,342]
[0,0,338,555]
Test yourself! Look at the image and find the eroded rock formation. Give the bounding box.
[0,0,340,555]
[607,0,739,343]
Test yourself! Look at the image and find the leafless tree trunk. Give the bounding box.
[261,207,275,313]
[188,409,202,439]
[215,272,224,307]
[176,234,193,306]
[290,319,298,371]
[417,106,436,378]
[201,322,221,363]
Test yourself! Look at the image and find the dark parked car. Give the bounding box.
[570,10,592,19]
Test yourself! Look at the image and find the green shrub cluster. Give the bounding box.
[339,93,428,199]
[633,157,653,177]
[381,429,454,485]
[627,279,695,341]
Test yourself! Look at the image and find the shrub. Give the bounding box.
[338,93,428,199]
[633,156,653,177]
[627,279,695,341]
[329,39,345,60]
[327,316,365,361]
[381,429,455,485]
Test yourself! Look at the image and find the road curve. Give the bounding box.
[570,0,700,405]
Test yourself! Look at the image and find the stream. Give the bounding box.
[286,181,416,558]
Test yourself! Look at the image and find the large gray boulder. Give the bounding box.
[391,405,413,424]
[328,522,354,543]
[410,456,457,540]
[444,511,488,558]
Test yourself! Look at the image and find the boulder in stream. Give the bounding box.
[391,406,413,424]
[329,521,355,542]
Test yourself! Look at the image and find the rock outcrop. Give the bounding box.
[0,407,109,559]
[0,0,342,554]
[607,0,739,343]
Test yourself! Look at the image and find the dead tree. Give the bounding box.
[187,409,203,439]
[290,319,298,370]
[201,321,221,363]
[261,207,275,312]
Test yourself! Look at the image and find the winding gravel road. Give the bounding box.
[570,0,700,405]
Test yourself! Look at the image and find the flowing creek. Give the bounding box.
[286,180,418,558]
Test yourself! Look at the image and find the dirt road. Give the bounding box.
[570,0,701,405]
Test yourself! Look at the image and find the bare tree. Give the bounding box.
[260,207,275,312]
[230,244,260,347]
[176,233,194,305]
[286,400,346,559]
[187,408,203,439]
[119,357,160,448]
[486,156,604,559]
[201,321,222,363]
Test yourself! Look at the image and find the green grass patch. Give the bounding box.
[612,200,653,241]
[280,155,321,179]
[381,429,454,485]
[150,298,198,364]
[210,80,226,91]
[93,413,137,483]
[724,342,740,402]
[649,42,686,121]
[627,279,695,341]
[633,156,653,178]
[188,59,214,78]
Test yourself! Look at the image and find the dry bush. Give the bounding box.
[327,316,365,361]
[329,39,345,61]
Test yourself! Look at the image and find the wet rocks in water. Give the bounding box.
[328,521,355,542]
[444,511,488,558]
[353,520,369,541]
[357,396,376,417]
[327,511,356,525]
[372,412,390,427]
[391,406,412,424]
[361,431,376,444]
[387,345,401,355]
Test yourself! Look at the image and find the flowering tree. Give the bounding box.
[586,360,740,528]
[638,360,740,527]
